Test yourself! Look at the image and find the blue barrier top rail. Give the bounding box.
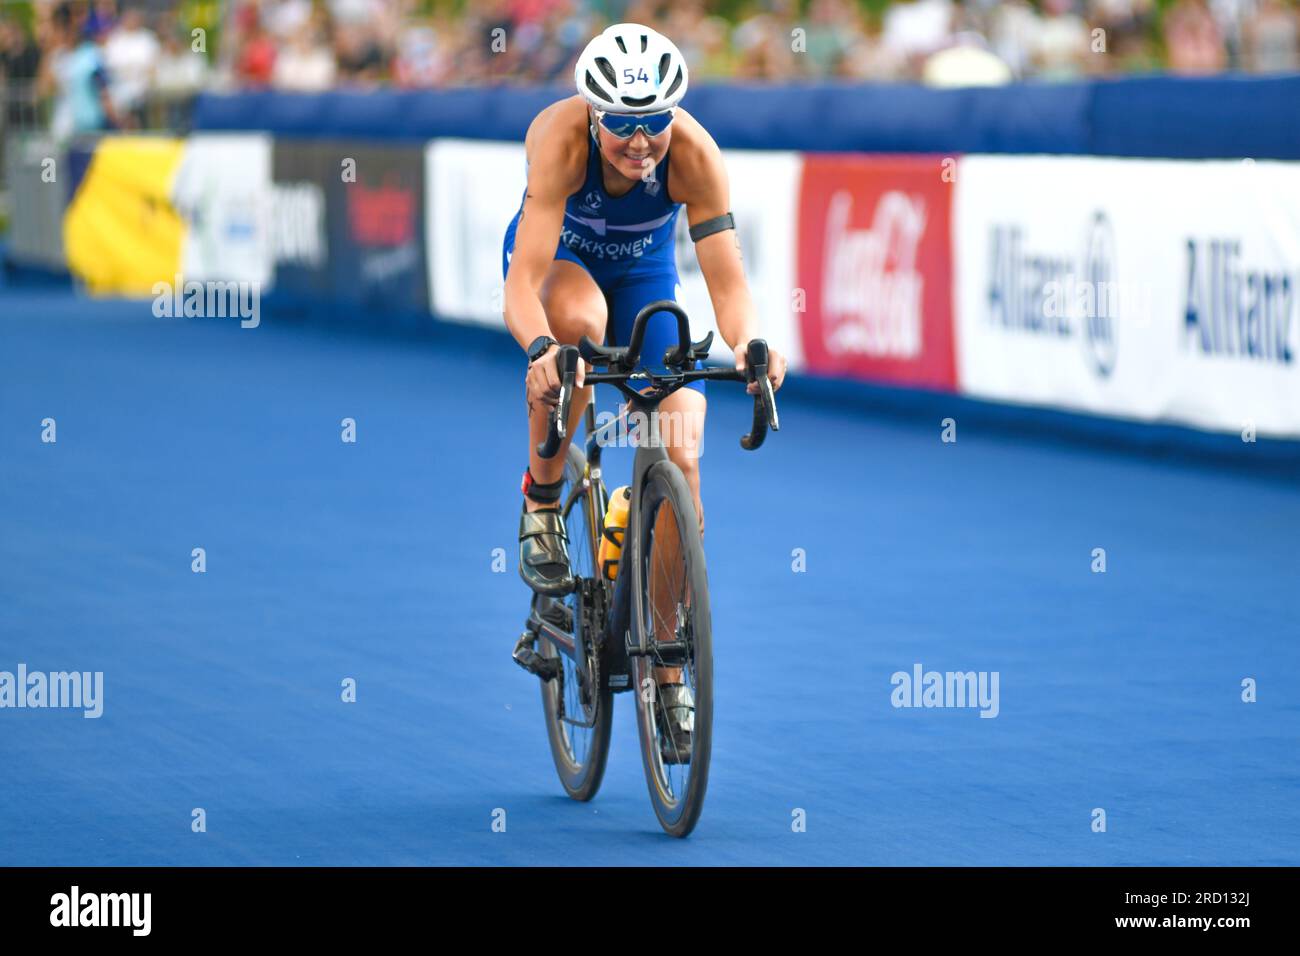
[192,75,1300,160]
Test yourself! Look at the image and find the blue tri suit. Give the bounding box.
[502,135,704,394]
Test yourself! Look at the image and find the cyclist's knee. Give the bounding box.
[548,309,605,346]
[659,392,706,471]
[540,266,606,345]
[668,442,699,478]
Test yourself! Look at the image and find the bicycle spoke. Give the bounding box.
[643,496,701,801]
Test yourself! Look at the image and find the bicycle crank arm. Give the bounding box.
[526,609,577,658]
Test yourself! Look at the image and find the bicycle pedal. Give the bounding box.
[512,634,560,681]
[660,732,693,766]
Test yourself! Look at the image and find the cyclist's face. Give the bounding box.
[597,123,672,182]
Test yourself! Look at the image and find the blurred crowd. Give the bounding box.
[1,0,1298,137]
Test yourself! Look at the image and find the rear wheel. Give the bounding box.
[631,460,713,837]
[538,443,614,801]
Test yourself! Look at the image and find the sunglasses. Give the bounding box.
[594,108,676,140]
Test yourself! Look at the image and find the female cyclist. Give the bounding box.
[505,21,787,593]
[504,23,787,753]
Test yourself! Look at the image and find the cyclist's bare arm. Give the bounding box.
[504,99,587,354]
[668,112,787,393]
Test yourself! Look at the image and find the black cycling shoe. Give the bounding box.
[519,503,575,595]
[657,682,694,765]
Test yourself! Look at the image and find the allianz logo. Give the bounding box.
[986,212,1129,378]
[1183,237,1295,365]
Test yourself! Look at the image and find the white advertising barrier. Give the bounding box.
[427,139,802,368]
[672,150,802,369]
[427,139,526,327]
[170,133,274,286]
[954,155,1300,438]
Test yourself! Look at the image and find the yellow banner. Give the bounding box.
[63,136,186,295]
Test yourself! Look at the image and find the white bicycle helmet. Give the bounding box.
[574,23,689,114]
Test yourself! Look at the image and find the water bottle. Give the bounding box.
[598,486,631,580]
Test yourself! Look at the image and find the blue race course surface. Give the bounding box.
[2,286,1297,865]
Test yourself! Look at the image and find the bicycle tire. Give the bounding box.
[537,442,614,801]
[630,459,713,837]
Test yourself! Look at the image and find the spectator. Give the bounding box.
[334,23,388,85]
[1164,0,1227,73]
[733,0,799,81]
[1243,0,1299,71]
[666,0,712,71]
[1086,0,1159,74]
[1208,0,1256,66]
[801,0,862,77]
[1,17,44,128]
[1033,0,1090,79]
[923,32,1015,85]
[84,0,119,41]
[882,0,955,78]
[989,0,1042,78]
[392,22,444,88]
[530,0,591,82]
[14,0,1297,103]
[39,4,124,139]
[273,23,336,91]
[0,15,42,84]
[264,0,314,41]
[842,10,908,79]
[104,7,160,127]
[236,20,278,86]
[695,15,740,79]
[154,23,209,127]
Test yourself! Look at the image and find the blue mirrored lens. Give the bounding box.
[600,110,674,138]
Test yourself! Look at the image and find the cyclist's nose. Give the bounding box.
[627,129,651,152]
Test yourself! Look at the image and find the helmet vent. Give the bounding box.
[663,67,683,101]
[619,93,656,108]
[640,34,648,53]
[584,73,614,103]
[595,56,618,86]
[614,35,627,54]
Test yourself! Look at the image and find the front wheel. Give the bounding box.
[630,460,713,837]
[538,443,613,801]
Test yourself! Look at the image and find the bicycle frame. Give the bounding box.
[526,299,778,694]
[523,398,665,698]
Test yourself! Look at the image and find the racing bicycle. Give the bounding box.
[512,300,779,837]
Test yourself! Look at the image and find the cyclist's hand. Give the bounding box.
[734,343,787,395]
[526,344,585,411]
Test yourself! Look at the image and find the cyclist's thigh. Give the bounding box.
[503,212,607,343]
[540,259,607,344]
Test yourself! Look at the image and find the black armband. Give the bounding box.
[688,212,735,243]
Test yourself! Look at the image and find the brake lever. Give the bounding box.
[537,345,580,459]
[739,339,779,451]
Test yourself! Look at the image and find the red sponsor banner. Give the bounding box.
[348,174,416,246]
[796,155,956,390]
